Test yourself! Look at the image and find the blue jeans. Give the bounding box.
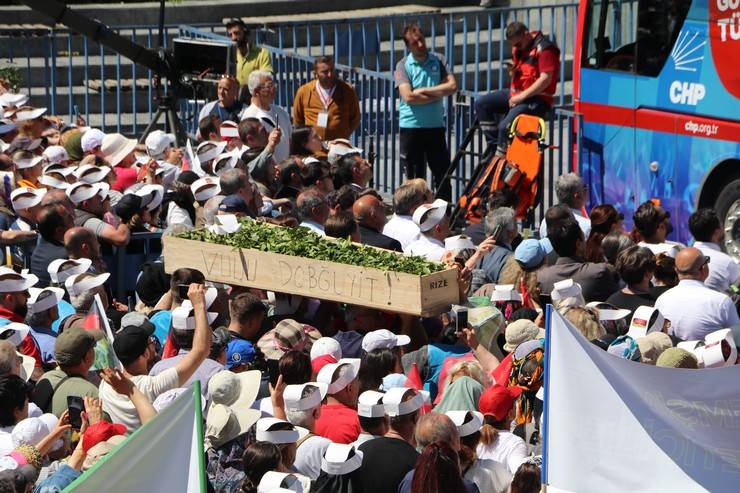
[474,90,550,155]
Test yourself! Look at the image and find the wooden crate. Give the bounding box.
[163,236,460,316]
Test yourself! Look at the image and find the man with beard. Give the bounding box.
[100,284,212,431]
[226,18,273,92]
[0,267,43,369]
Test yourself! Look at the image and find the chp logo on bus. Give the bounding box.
[668,28,707,106]
[711,0,740,98]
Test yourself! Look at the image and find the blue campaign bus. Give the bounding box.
[574,0,740,254]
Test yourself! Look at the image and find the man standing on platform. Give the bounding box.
[395,23,457,200]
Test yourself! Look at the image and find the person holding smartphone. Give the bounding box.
[100,283,212,431]
[480,207,520,284]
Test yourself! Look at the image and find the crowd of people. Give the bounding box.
[0,17,737,493]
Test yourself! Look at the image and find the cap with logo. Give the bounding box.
[225,339,257,370]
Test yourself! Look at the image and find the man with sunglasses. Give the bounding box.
[655,247,740,341]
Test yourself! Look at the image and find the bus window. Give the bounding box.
[581,0,637,72]
[635,0,691,77]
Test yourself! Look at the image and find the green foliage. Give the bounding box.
[179,220,444,276]
[0,63,23,92]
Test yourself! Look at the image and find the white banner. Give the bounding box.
[64,383,206,492]
[543,308,740,493]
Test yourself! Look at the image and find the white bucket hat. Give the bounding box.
[101,133,136,166]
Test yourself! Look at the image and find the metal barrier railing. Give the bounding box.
[0,2,584,135]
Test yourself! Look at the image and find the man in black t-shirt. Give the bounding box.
[358,387,422,492]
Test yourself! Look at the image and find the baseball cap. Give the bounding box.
[478,384,522,420]
[514,238,552,269]
[74,164,112,184]
[144,130,175,157]
[27,287,64,314]
[446,410,484,437]
[0,92,29,108]
[11,417,49,448]
[101,133,136,166]
[283,382,329,411]
[80,128,105,153]
[66,182,107,205]
[382,387,425,417]
[255,418,305,444]
[196,140,227,163]
[0,323,30,347]
[54,326,101,366]
[412,198,449,232]
[171,299,218,330]
[321,443,363,476]
[444,234,477,256]
[626,306,665,339]
[213,151,239,176]
[113,323,155,366]
[42,162,75,176]
[42,145,69,164]
[317,358,361,394]
[13,107,47,121]
[257,471,311,493]
[490,284,523,303]
[65,272,111,298]
[14,156,44,170]
[357,390,386,418]
[10,187,45,211]
[47,258,92,284]
[134,184,164,212]
[0,267,38,293]
[503,319,545,353]
[218,194,250,214]
[361,329,410,354]
[191,177,221,202]
[309,337,342,361]
[219,121,239,140]
[225,339,257,369]
[38,174,69,190]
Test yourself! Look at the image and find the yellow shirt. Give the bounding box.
[235,45,273,86]
[16,179,38,189]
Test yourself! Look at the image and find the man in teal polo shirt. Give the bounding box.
[395,23,458,200]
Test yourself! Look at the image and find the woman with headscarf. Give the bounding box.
[434,375,484,414]
[507,339,544,427]
[313,443,364,493]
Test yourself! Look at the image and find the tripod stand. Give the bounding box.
[138,93,188,147]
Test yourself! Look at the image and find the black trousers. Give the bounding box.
[400,127,452,200]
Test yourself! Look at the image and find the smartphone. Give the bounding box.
[73,104,80,120]
[452,305,468,334]
[177,284,190,300]
[67,395,84,430]
[489,224,503,242]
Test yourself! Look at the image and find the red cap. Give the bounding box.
[478,385,522,421]
[311,354,337,375]
[82,421,127,452]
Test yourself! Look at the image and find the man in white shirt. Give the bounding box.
[632,200,681,258]
[242,71,291,163]
[383,182,428,249]
[689,208,740,292]
[297,189,330,236]
[404,198,450,262]
[100,284,212,431]
[655,247,740,341]
[539,172,591,238]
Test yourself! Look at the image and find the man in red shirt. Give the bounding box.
[474,21,560,159]
[314,358,361,443]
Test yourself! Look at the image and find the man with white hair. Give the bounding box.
[480,206,518,283]
[539,172,591,238]
[243,70,291,163]
[283,382,332,480]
